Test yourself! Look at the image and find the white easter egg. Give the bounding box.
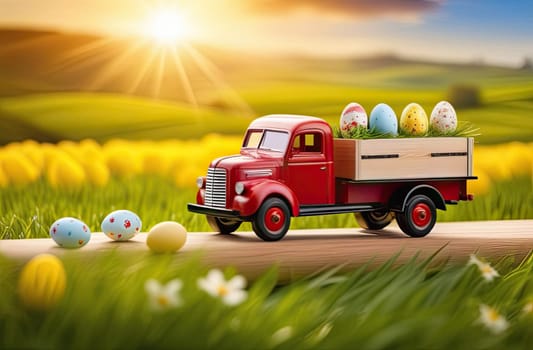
[430,101,458,133]
[101,210,142,241]
[340,102,368,131]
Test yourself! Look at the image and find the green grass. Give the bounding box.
[1,176,531,240]
[2,250,533,349]
[0,177,202,239]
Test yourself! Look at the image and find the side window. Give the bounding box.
[291,132,323,154]
[243,130,263,148]
[292,135,301,152]
[304,133,322,152]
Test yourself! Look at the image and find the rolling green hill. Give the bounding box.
[0,93,250,142]
[0,28,532,144]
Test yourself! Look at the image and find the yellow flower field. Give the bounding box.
[0,136,531,195]
[0,135,242,189]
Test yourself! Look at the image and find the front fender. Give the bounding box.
[232,180,300,217]
[196,188,205,205]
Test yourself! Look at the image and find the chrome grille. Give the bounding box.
[205,168,227,208]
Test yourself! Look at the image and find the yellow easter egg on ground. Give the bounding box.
[400,103,428,136]
[18,254,66,311]
[146,221,187,253]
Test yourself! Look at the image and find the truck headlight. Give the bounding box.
[196,176,206,189]
[235,182,245,195]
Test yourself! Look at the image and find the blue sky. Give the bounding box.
[0,0,531,66]
[360,1,533,65]
[252,0,533,66]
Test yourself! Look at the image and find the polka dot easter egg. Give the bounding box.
[49,217,91,248]
[430,101,457,133]
[369,103,398,136]
[340,102,368,131]
[101,210,142,241]
[400,103,428,136]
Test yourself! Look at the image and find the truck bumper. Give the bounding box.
[187,203,242,219]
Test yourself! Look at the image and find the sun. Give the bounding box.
[145,9,191,45]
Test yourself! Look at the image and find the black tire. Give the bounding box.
[206,216,242,235]
[354,210,394,230]
[396,194,437,237]
[252,197,291,241]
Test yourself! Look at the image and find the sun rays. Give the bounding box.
[27,5,253,118]
[169,45,197,107]
[47,36,252,115]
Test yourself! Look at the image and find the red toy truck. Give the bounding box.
[188,115,476,241]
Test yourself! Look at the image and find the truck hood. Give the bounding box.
[211,154,282,171]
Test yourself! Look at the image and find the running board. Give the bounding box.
[298,203,383,217]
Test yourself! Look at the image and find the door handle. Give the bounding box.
[320,166,327,171]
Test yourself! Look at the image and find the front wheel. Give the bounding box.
[396,194,437,237]
[206,216,242,235]
[252,198,291,241]
[354,210,394,230]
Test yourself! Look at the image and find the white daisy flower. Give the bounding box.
[479,304,509,334]
[271,326,293,346]
[144,278,183,311]
[197,269,247,306]
[468,254,500,282]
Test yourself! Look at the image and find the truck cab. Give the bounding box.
[188,114,475,241]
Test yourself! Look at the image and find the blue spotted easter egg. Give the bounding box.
[49,217,91,248]
[369,103,398,136]
[101,210,142,241]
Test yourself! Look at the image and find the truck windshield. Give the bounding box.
[243,130,289,153]
[260,130,289,152]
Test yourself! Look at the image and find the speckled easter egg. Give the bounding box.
[369,103,398,136]
[400,103,428,136]
[146,221,187,253]
[430,101,458,133]
[340,102,368,131]
[18,254,66,311]
[101,210,142,241]
[49,217,91,248]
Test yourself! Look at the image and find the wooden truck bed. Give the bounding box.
[333,137,474,181]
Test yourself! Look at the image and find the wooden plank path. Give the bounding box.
[1,220,532,281]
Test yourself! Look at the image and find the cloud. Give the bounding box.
[243,0,443,20]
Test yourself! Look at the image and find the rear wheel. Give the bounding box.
[252,198,291,241]
[396,194,436,237]
[355,210,394,230]
[206,216,242,235]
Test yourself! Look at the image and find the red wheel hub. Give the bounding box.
[264,207,285,232]
[411,203,431,228]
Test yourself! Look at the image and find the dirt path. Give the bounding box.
[1,220,532,281]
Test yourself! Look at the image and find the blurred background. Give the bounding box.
[0,0,531,237]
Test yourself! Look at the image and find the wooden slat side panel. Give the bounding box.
[357,157,468,180]
[333,139,356,179]
[334,137,471,181]
[358,137,468,156]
